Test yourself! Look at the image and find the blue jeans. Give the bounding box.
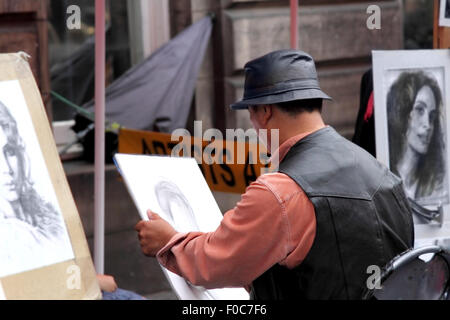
[102,288,146,300]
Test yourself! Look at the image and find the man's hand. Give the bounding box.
[135,210,177,257]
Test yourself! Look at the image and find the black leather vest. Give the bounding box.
[251,127,414,300]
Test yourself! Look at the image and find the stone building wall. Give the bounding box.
[170,0,403,138]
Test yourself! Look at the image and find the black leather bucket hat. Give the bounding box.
[230,49,332,110]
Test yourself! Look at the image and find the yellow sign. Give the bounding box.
[118,128,272,194]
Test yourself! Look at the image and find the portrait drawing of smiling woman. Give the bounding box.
[387,70,449,215]
[0,100,72,277]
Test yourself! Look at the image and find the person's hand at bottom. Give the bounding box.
[96,274,118,293]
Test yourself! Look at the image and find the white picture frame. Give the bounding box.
[439,0,450,27]
[0,53,99,300]
[373,49,450,243]
[114,153,250,300]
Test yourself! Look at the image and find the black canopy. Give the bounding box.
[83,16,213,132]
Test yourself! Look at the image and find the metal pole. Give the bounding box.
[94,0,105,274]
[290,0,299,49]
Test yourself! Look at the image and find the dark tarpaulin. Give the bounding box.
[83,16,213,133]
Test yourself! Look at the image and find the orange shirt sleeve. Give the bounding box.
[157,173,316,289]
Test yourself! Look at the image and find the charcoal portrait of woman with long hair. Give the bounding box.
[387,70,449,217]
[0,99,73,277]
[154,179,199,232]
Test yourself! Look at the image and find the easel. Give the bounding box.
[434,0,450,48]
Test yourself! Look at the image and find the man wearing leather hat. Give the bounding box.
[135,50,414,299]
[230,49,331,109]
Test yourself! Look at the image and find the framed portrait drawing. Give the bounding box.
[0,53,100,299]
[114,153,250,300]
[439,0,450,27]
[373,49,450,243]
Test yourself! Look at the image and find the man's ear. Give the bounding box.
[261,105,273,126]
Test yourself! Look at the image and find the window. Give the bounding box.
[48,0,132,122]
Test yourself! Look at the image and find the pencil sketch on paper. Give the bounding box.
[439,0,450,26]
[386,69,449,213]
[373,50,450,230]
[0,80,74,278]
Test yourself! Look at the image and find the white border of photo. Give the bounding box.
[373,49,450,244]
[0,281,5,300]
[439,0,450,27]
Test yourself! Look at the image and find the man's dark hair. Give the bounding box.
[275,99,323,116]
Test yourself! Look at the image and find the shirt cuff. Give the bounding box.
[156,232,189,266]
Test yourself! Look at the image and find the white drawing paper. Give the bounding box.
[0,80,74,278]
[0,282,5,300]
[114,153,249,300]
